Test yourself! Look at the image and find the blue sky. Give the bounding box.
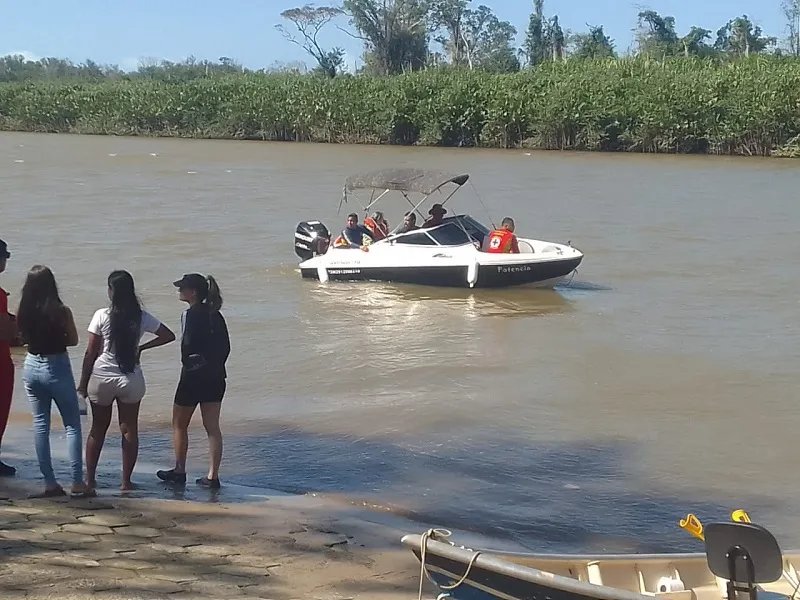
[0,0,788,71]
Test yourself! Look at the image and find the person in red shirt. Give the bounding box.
[0,239,17,476]
[485,217,521,254]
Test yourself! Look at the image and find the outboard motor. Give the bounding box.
[294,221,331,261]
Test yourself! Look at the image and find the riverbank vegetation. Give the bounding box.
[0,1,799,156]
[2,58,799,155]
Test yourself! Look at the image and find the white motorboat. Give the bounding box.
[293,168,583,289]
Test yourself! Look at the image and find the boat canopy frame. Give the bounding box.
[338,168,471,224]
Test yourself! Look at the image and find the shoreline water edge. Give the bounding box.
[1,59,799,158]
[0,422,446,600]
[0,474,428,600]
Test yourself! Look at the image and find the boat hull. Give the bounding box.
[420,549,612,600]
[299,255,582,289]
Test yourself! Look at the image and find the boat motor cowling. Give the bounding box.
[294,221,331,261]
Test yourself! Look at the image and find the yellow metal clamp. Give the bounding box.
[679,513,705,541]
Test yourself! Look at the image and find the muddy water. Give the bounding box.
[1,132,799,552]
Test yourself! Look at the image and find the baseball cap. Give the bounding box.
[173,273,207,292]
[0,239,9,260]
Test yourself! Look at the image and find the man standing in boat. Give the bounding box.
[485,218,521,254]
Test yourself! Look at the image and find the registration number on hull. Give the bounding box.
[328,269,362,275]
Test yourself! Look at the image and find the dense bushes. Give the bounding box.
[1,57,799,156]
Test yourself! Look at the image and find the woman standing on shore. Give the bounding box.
[16,265,90,498]
[157,273,230,489]
[77,271,175,492]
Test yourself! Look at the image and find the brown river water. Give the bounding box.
[1,131,799,552]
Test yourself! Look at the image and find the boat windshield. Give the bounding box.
[389,222,477,247]
[392,230,437,245]
[427,222,473,246]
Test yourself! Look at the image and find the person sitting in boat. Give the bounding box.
[396,212,418,234]
[485,217,521,254]
[363,211,389,241]
[423,203,447,228]
[334,213,375,249]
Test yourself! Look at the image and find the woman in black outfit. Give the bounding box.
[157,273,230,489]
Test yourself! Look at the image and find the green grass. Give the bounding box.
[1,56,799,156]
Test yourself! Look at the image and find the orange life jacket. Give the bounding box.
[486,229,519,254]
[363,217,388,240]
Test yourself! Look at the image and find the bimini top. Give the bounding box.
[344,168,470,195]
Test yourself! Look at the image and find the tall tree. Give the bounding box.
[430,1,519,71]
[570,25,616,59]
[782,0,800,56]
[635,10,679,57]
[549,15,565,61]
[429,0,470,66]
[680,26,714,57]
[714,15,777,57]
[522,1,566,65]
[523,0,548,66]
[469,7,520,72]
[276,4,345,77]
[342,0,429,75]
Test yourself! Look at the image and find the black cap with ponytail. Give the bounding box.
[173,273,223,312]
[205,275,222,312]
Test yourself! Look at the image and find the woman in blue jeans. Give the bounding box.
[16,265,90,498]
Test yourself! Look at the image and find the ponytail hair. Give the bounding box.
[205,275,222,312]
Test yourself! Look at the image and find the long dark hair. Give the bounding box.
[17,265,65,340]
[108,270,142,374]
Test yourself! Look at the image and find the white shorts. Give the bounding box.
[88,371,146,406]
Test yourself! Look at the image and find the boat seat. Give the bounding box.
[704,522,784,600]
[587,561,603,586]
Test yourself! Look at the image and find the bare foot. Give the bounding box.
[70,483,96,498]
[120,481,139,492]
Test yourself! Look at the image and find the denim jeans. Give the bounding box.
[23,353,83,487]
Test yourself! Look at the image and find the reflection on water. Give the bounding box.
[2,132,800,552]
[304,281,573,321]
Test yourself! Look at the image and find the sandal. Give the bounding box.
[196,476,221,490]
[157,469,187,485]
[70,487,97,499]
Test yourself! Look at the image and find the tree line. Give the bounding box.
[0,0,799,83]
[278,0,800,76]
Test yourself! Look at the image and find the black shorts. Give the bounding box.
[174,374,226,408]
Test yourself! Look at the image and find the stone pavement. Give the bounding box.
[0,486,419,600]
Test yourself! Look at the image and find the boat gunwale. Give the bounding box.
[401,534,800,600]
[402,534,651,600]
